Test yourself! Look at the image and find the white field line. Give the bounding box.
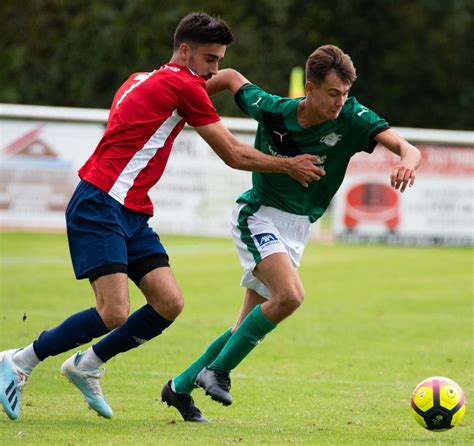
[146,370,472,392]
[0,244,236,265]
[0,256,69,265]
[146,370,417,390]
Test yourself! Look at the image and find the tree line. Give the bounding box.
[1,0,472,130]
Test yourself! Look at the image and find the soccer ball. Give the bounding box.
[411,376,466,431]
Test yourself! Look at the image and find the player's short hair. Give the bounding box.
[305,45,357,85]
[173,12,233,50]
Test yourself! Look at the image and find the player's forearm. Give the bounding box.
[376,129,422,170]
[227,144,324,188]
[224,142,292,173]
[196,121,321,186]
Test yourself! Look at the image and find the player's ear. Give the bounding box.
[305,81,315,96]
[178,42,191,59]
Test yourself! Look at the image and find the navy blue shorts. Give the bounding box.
[66,180,169,285]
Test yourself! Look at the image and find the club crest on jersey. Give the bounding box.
[320,132,342,147]
[255,233,279,247]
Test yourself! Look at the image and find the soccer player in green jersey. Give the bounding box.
[161,45,421,422]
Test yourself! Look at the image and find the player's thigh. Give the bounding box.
[254,252,304,301]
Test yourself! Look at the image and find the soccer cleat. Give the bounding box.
[61,352,113,419]
[161,380,208,422]
[195,368,232,406]
[0,349,30,420]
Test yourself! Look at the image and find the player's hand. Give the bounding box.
[289,154,325,187]
[390,164,416,192]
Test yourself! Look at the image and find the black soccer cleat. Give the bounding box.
[161,380,208,423]
[195,368,232,406]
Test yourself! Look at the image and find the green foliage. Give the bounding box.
[1,0,473,129]
[0,232,472,444]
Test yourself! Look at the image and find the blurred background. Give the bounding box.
[1,0,473,130]
[0,0,473,243]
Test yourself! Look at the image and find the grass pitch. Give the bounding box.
[0,232,472,445]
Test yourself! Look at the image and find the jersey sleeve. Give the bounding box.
[178,79,221,127]
[351,99,390,153]
[234,83,286,122]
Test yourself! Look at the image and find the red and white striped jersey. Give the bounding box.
[79,63,220,216]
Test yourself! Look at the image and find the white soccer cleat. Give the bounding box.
[61,351,113,419]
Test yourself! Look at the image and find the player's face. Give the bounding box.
[307,70,351,121]
[184,43,226,80]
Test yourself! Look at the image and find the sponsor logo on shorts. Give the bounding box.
[255,233,279,247]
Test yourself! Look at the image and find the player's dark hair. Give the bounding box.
[306,45,357,85]
[173,12,233,50]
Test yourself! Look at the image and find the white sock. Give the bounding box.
[77,347,104,371]
[12,344,40,372]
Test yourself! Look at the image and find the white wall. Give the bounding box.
[1,103,472,245]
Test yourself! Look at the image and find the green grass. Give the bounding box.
[0,232,473,445]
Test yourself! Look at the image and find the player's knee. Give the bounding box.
[99,304,130,329]
[167,292,184,319]
[149,290,184,321]
[275,287,304,316]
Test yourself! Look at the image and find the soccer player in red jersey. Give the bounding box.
[0,13,323,421]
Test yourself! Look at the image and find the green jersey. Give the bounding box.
[234,83,389,222]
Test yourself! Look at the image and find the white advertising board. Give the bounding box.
[1,103,472,245]
[0,110,253,236]
[333,145,474,245]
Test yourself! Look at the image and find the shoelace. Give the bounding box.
[16,370,29,391]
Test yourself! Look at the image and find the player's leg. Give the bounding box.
[89,223,182,365]
[1,293,114,420]
[254,252,305,323]
[196,256,302,406]
[171,291,262,395]
[90,263,182,366]
[163,289,264,421]
[194,288,268,406]
[196,204,309,406]
[1,273,123,420]
[0,180,121,420]
[163,327,232,423]
[65,227,180,419]
[60,271,130,419]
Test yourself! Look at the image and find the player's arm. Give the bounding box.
[207,69,250,96]
[375,128,422,193]
[195,121,325,187]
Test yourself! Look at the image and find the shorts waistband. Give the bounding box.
[259,205,311,224]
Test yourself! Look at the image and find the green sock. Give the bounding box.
[173,328,232,394]
[208,304,277,373]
